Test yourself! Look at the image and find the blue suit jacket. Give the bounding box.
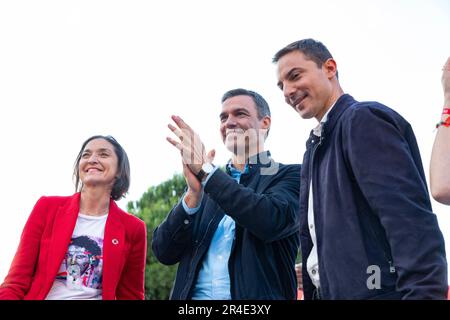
[300,94,447,299]
[152,152,301,299]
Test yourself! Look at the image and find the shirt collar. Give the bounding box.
[225,151,272,172]
[313,100,337,137]
[226,162,249,178]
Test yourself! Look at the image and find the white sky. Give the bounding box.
[0,0,449,283]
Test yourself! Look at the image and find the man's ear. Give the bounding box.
[261,116,271,140]
[323,58,338,79]
[261,116,271,130]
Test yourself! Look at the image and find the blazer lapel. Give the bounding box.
[102,200,125,300]
[44,193,80,296]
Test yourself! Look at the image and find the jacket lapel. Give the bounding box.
[102,200,125,300]
[44,193,80,296]
[322,94,355,135]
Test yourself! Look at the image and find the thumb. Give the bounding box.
[206,149,216,163]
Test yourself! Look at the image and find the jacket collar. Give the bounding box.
[45,193,125,300]
[102,200,126,299]
[226,150,274,175]
[320,94,356,136]
[306,94,356,147]
[47,193,81,279]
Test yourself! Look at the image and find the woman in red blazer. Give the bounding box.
[0,135,147,300]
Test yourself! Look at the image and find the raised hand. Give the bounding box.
[182,149,216,208]
[167,115,207,175]
[167,116,216,208]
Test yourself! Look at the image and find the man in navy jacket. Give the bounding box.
[153,88,301,299]
[274,38,447,299]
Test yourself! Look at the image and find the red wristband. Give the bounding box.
[436,116,450,129]
[443,108,450,115]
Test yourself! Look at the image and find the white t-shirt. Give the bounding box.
[45,213,108,300]
[306,102,336,289]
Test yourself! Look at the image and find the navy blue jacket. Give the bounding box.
[152,152,301,299]
[300,94,448,299]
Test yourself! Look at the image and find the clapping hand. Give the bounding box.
[167,115,215,208]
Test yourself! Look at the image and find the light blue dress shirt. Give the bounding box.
[182,164,248,300]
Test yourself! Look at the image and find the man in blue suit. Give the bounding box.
[153,88,301,299]
[274,38,447,299]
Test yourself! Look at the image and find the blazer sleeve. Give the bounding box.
[115,218,147,300]
[152,201,196,265]
[344,105,448,299]
[204,164,301,243]
[0,197,48,300]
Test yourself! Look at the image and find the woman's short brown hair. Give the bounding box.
[73,135,130,201]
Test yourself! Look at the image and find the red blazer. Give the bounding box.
[0,193,147,300]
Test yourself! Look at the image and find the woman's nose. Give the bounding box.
[88,154,99,163]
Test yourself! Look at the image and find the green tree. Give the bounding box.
[127,173,187,300]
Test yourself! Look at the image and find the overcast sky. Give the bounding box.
[0,0,449,282]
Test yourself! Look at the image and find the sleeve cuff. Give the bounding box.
[182,191,203,215]
[201,166,220,187]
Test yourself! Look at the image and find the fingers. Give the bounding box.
[167,135,200,166]
[166,136,182,151]
[168,123,183,140]
[168,116,208,169]
[167,117,191,152]
[168,115,194,141]
[171,115,192,131]
[168,115,197,145]
[167,136,194,165]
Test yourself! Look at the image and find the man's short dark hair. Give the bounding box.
[272,38,338,79]
[221,88,271,119]
[73,135,130,201]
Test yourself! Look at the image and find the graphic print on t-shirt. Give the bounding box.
[56,235,103,290]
